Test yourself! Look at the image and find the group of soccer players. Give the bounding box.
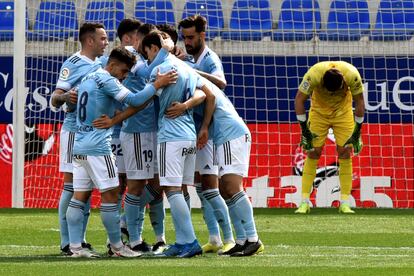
[52,15,264,258]
[51,10,365,259]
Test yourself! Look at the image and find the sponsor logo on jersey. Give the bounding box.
[182,146,196,156]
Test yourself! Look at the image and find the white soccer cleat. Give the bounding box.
[70,248,100,258]
[109,244,142,258]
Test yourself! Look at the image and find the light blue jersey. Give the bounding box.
[150,54,200,143]
[73,68,133,156]
[56,52,102,132]
[185,46,225,80]
[99,54,122,139]
[194,79,250,146]
[186,46,225,138]
[194,46,225,81]
[121,47,168,133]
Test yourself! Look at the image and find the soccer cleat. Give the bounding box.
[339,203,355,214]
[202,242,222,253]
[152,241,167,254]
[217,242,236,255]
[108,244,142,258]
[70,247,100,258]
[60,244,72,256]
[218,242,246,256]
[295,202,310,214]
[154,243,184,258]
[130,240,151,253]
[178,240,202,258]
[230,240,264,257]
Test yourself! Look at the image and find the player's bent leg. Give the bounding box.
[337,146,355,214]
[67,190,99,258]
[295,147,323,214]
[195,177,222,253]
[201,174,235,252]
[220,174,263,257]
[101,187,141,258]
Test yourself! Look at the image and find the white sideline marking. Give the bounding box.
[275,244,414,251]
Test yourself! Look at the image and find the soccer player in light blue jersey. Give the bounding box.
[142,31,215,258]
[179,15,227,90]
[51,22,108,256]
[166,77,264,257]
[92,31,213,258]
[178,15,235,254]
[66,47,176,258]
[118,22,169,253]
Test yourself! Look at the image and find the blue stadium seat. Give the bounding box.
[29,1,78,41]
[319,1,370,41]
[182,0,224,40]
[135,1,175,26]
[221,0,273,41]
[370,0,414,41]
[272,0,321,41]
[0,2,15,40]
[85,1,124,40]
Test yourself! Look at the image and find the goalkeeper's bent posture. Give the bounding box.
[294,61,365,214]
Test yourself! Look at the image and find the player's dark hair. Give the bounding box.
[108,46,136,69]
[178,14,207,33]
[142,31,163,52]
[79,22,105,43]
[323,68,344,92]
[157,23,178,45]
[137,23,157,36]
[117,18,142,41]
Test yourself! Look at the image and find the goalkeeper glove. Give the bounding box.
[344,121,363,155]
[299,120,317,151]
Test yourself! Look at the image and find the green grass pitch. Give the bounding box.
[0,208,413,275]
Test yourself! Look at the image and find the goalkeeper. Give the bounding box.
[294,61,365,214]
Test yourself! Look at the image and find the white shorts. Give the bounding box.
[73,154,119,192]
[217,134,251,177]
[59,129,75,173]
[111,137,125,174]
[120,131,156,180]
[157,140,196,187]
[196,140,218,176]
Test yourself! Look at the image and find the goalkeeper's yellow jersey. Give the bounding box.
[298,61,363,118]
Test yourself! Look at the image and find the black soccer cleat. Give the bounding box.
[230,240,264,257]
[218,242,246,256]
[60,244,72,256]
[152,241,167,253]
[131,240,151,252]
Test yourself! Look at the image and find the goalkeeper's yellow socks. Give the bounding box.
[339,158,352,201]
[301,157,318,200]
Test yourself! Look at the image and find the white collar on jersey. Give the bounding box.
[195,45,210,67]
[75,51,98,64]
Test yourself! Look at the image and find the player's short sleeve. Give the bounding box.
[102,77,131,102]
[56,61,77,91]
[205,55,225,80]
[298,69,315,95]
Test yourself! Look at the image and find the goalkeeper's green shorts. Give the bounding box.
[308,108,354,147]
